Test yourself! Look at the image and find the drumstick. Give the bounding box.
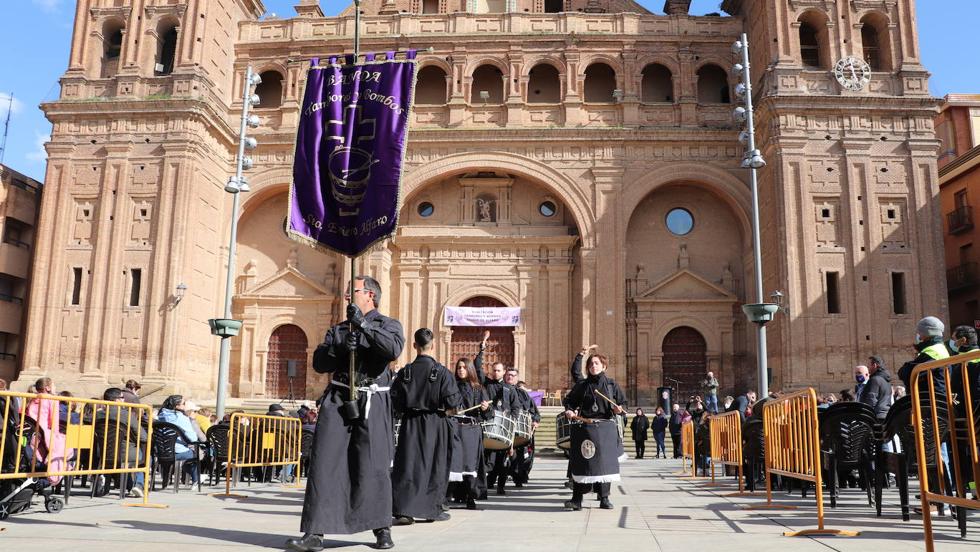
[593,389,622,410]
[457,403,487,414]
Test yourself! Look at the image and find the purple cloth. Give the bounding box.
[288,52,418,257]
[529,391,544,407]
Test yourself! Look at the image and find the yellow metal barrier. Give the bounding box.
[220,412,302,498]
[750,388,858,537]
[679,419,696,477]
[0,390,166,510]
[709,410,747,494]
[909,349,980,552]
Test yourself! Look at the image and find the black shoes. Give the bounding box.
[373,528,394,550]
[431,511,451,522]
[564,500,582,511]
[392,515,414,526]
[496,487,506,496]
[599,497,614,509]
[466,498,479,510]
[285,534,325,552]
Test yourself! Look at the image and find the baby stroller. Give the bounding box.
[0,396,65,520]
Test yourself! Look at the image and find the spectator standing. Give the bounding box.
[862,356,893,420]
[853,365,870,403]
[651,407,669,459]
[702,372,720,413]
[948,325,980,418]
[629,408,649,459]
[726,391,756,421]
[898,316,950,393]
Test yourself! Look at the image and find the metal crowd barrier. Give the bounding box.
[709,410,747,494]
[0,390,165,511]
[220,411,302,497]
[679,419,696,477]
[910,350,980,552]
[751,388,858,537]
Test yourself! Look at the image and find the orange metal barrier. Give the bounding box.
[752,388,858,537]
[709,410,745,493]
[220,412,302,497]
[0,390,166,511]
[679,419,695,477]
[910,350,980,552]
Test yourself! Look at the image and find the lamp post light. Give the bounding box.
[732,34,777,399]
[174,282,187,305]
[210,66,262,420]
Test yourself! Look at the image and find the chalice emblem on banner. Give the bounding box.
[327,146,378,216]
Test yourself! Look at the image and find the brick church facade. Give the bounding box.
[19,0,944,404]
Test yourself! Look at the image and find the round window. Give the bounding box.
[539,201,557,217]
[665,208,694,236]
[417,202,434,217]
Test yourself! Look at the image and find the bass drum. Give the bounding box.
[481,410,515,450]
[556,413,575,450]
[513,411,533,447]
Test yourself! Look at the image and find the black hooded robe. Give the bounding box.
[300,309,405,536]
[473,347,520,491]
[391,355,460,519]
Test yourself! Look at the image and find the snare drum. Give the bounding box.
[556,413,575,450]
[513,411,533,447]
[481,410,515,450]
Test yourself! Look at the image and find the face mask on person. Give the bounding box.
[949,339,960,353]
[855,374,867,384]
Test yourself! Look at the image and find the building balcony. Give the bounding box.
[947,205,974,235]
[948,262,979,292]
[0,242,30,280]
[0,297,22,335]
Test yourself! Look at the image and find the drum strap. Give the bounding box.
[330,381,390,419]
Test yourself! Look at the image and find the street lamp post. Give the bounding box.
[210,66,262,420]
[732,34,777,399]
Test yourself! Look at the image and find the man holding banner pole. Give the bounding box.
[283,13,418,548]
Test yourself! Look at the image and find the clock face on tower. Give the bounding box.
[834,56,872,91]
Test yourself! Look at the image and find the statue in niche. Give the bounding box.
[722,263,734,291]
[677,244,690,270]
[476,197,496,222]
[287,246,299,269]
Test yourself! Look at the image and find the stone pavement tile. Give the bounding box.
[1,457,979,551]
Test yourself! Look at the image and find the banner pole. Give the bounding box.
[349,256,357,402]
[354,0,361,57]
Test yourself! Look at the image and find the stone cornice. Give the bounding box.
[754,94,941,114]
[41,98,238,145]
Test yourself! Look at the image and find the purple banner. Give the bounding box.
[288,52,417,257]
[444,306,522,327]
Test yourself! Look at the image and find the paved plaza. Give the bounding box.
[0,454,976,551]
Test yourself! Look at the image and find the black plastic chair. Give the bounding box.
[819,401,877,508]
[875,396,913,521]
[206,425,231,486]
[151,421,201,493]
[742,418,765,492]
[299,429,314,479]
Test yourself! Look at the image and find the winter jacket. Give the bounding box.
[859,367,893,419]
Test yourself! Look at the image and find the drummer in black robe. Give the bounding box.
[473,333,520,496]
[448,356,490,509]
[288,276,404,552]
[391,328,460,525]
[562,350,627,511]
[504,370,541,487]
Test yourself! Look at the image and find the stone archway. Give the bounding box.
[266,324,309,399]
[448,296,516,369]
[661,326,707,404]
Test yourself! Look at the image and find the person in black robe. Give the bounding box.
[448,356,489,509]
[287,276,405,552]
[390,328,460,525]
[562,349,627,511]
[473,333,520,496]
[505,371,541,487]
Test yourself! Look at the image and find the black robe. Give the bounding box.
[300,309,405,535]
[391,355,460,519]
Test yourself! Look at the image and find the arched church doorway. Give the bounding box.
[662,326,706,403]
[267,324,308,399]
[449,296,515,369]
